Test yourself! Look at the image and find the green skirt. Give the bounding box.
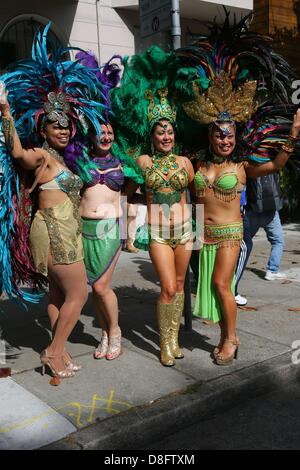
[193,244,236,323]
[82,217,121,285]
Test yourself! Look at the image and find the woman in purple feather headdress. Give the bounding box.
[65,51,124,360]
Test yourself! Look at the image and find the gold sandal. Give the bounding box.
[40,349,75,379]
[213,336,240,358]
[214,338,239,366]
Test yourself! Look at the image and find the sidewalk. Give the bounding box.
[0,224,300,450]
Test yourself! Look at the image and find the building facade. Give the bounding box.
[0,0,252,69]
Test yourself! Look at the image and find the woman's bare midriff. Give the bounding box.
[80,184,122,219]
[198,192,242,225]
[146,191,191,227]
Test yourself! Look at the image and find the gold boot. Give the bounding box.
[157,301,176,367]
[170,293,184,359]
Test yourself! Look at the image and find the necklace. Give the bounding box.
[43,141,65,165]
[92,153,120,170]
[151,152,178,175]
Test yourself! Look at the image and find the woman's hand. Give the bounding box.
[290,108,300,139]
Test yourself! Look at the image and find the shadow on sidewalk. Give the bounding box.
[1,284,211,365]
[82,285,210,360]
[246,266,266,280]
[130,258,159,286]
[0,290,98,360]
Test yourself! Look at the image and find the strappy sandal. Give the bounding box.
[214,338,240,366]
[106,334,122,360]
[94,331,109,359]
[64,349,82,372]
[40,349,75,379]
[213,336,240,359]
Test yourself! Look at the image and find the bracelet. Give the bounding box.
[281,143,294,154]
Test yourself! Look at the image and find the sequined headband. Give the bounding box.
[145,88,176,129]
[43,91,70,127]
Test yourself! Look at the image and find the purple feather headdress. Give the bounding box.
[64,51,122,175]
[75,50,122,121]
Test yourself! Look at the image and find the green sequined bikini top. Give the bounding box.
[144,153,188,207]
[194,167,240,202]
[145,166,188,192]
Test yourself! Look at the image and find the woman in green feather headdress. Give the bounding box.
[126,88,195,367]
[111,46,198,367]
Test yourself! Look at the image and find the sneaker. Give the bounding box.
[235,294,248,306]
[264,270,287,281]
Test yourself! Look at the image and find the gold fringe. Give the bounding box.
[196,189,206,198]
[204,239,241,250]
[213,187,238,202]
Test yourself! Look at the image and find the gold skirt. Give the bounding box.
[29,197,83,276]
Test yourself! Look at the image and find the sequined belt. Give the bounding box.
[204,221,243,247]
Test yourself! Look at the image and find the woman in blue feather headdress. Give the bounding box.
[0,24,106,384]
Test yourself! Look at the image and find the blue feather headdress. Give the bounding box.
[0,23,108,304]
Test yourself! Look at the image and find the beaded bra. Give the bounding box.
[87,153,124,192]
[144,153,188,206]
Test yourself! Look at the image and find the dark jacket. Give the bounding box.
[246,173,282,213]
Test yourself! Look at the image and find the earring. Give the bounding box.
[150,140,155,156]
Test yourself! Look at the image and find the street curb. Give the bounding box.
[41,351,300,450]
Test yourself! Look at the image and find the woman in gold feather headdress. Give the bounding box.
[178,13,300,365]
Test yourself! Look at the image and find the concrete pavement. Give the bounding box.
[0,223,300,450]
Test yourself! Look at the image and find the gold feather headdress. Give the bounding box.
[183,72,258,125]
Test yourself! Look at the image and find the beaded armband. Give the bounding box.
[2,115,15,150]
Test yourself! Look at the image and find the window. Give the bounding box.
[0,17,67,71]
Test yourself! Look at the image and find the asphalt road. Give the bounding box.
[142,379,300,450]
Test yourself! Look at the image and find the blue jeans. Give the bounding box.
[235,209,284,294]
[243,209,284,273]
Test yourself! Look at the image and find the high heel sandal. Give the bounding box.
[94,331,109,359]
[213,336,240,359]
[106,334,122,360]
[214,338,239,366]
[40,349,75,379]
[63,349,82,372]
